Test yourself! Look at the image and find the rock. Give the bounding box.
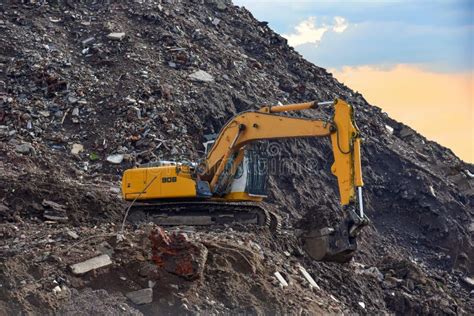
[188,70,214,83]
[126,288,153,305]
[215,0,227,10]
[71,144,84,155]
[52,285,62,294]
[465,169,474,179]
[106,154,124,164]
[72,107,79,116]
[65,228,79,240]
[212,18,220,26]
[461,276,474,289]
[399,126,415,138]
[407,279,415,291]
[82,37,95,46]
[70,254,112,275]
[107,32,126,40]
[97,241,114,256]
[39,110,50,117]
[355,265,384,282]
[15,143,34,154]
[383,276,403,289]
[429,185,436,197]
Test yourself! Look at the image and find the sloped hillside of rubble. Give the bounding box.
[0,0,473,315]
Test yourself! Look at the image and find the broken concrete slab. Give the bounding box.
[107,32,126,40]
[298,265,320,290]
[70,254,112,275]
[188,70,214,82]
[126,288,153,305]
[274,271,288,287]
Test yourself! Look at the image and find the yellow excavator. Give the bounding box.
[121,99,368,262]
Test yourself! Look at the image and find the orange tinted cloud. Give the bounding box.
[331,64,474,163]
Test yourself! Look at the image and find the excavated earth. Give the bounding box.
[0,0,473,315]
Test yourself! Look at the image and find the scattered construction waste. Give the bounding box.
[0,0,472,315]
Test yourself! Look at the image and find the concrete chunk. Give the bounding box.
[274,271,288,287]
[107,32,126,40]
[188,70,214,83]
[126,288,153,305]
[70,254,112,275]
[298,265,320,290]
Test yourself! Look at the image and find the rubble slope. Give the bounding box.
[0,0,473,315]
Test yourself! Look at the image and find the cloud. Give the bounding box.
[293,21,473,72]
[282,16,349,47]
[282,17,328,47]
[333,16,348,33]
[331,64,474,162]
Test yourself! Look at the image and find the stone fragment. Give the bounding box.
[188,70,214,82]
[212,18,220,26]
[385,125,394,134]
[107,154,124,164]
[39,111,50,117]
[15,143,34,154]
[399,126,415,138]
[107,32,126,40]
[461,276,474,289]
[70,254,112,275]
[65,228,79,240]
[82,37,95,46]
[71,143,84,155]
[126,288,153,305]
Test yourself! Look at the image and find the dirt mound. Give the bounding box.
[0,0,472,314]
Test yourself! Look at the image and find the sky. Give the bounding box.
[234,0,474,163]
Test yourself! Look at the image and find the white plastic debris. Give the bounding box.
[385,125,394,134]
[274,271,289,287]
[358,301,366,309]
[429,185,436,197]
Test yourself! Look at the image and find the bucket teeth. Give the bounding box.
[300,210,368,263]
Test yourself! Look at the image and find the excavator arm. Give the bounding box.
[201,99,364,212]
[200,98,368,262]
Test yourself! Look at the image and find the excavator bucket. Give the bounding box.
[300,210,368,263]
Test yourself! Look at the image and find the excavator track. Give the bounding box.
[127,201,281,233]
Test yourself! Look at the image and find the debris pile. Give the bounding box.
[0,0,472,314]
